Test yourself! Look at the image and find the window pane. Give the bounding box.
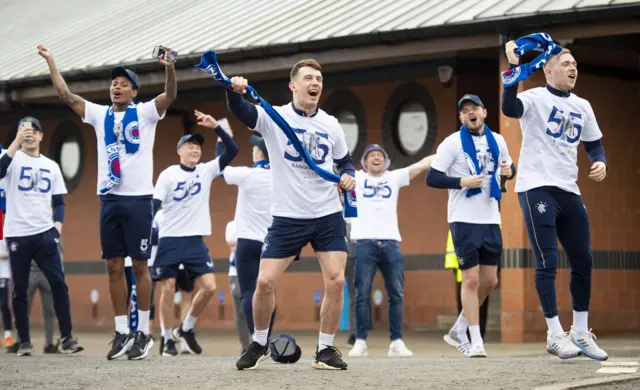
[336,110,359,154]
[60,139,81,179]
[397,101,428,156]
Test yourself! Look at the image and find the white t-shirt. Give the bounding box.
[251,104,350,219]
[349,168,410,241]
[225,220,237,277]
[431,131,511,224]
[223,164,272,242]
[515,87,603,195]
[153,160,222,238]
[3,151,67,237]
[83,99,165,196]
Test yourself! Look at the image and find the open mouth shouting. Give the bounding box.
[308,87,320,98]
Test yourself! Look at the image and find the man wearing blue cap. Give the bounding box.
[348,144,434,358]
[427,94,515,357]
[0,116,83,356]
[152,110,238,357]
[38,43,177,360]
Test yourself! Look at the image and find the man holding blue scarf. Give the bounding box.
[427,94,515,358]
[223,59,356,371]
[38,44,177,360]
[502,35,608,361]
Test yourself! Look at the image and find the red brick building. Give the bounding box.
[0,1,639,343]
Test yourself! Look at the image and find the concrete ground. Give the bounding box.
[1,329,640,390]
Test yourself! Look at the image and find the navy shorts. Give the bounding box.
[152,236,214,281]
[261,211,348,260]
[100,195,153,260]
[449,222,502,270]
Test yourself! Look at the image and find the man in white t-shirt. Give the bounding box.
[152,110,237,357]
[427,95,515,357]
[38,44,177,360]
[225,220,252,353]
[0,117,83,356]
[218,132,275,340]
[502,42,608,360]
[347,144,434,358]
[227,59,356,371]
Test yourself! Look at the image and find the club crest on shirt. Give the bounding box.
[124,121,141,145]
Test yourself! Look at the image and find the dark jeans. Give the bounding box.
[354,240,404,341]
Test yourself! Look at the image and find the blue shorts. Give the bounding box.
[152,236,214,281]
[100,195,153,260]
[449,222,502,270]
[261,212,348,260]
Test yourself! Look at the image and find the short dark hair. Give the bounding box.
[290,59,322,80]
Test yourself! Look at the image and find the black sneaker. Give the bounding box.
[162,339,178,357]
[126,331,154,360]
[44,344,59,354]
[173,325,202,355]
[107,331,133,360]
[312,346,348,370]
[6,342,20,354]
[60,336,84,354]
[17,342,33,357]
[236,341,270,370]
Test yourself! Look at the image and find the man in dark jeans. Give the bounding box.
[347,144,434,357]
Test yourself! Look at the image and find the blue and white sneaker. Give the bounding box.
[570,327,608,361]
[444,329,472,357]
[546,331,582,359]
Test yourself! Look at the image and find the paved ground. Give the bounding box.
[1,329,639,389]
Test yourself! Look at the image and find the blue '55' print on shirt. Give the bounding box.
[284,128,329,165]
[18,167,51,193]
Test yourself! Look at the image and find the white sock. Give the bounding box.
[545,316,564,337]
[318,332,335,352]
[115,315,129,334]
[182,314,197,331]
[160,323,166,337]
[573,311,588,334]
[164,328,173,343]
[469,325,483,347]
[453,313,469,334]
[4,330,11,338]
[138,310,150,335]
[253,329,269,346]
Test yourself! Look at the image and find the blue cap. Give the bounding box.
[177,132,205,149]
[360,143,390,172]
[250,134,268,159]
[457,94,484,111]
[18,116,43,132]
[111,66,140,90]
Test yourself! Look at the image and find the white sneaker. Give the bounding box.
[443,329,471,357]
[348,339,368,357]
[467,344,487,358]
[570,327,608,361]
[546,331,582,359]
[388,339,413,358]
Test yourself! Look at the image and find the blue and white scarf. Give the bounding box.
[101,104,140,194]
[253,160,270,169]
[501,33,563,88]
[460,124,501,200]
[196,51,360,220]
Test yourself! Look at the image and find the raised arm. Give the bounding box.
[194,110,238,170]
[0,126,27,178]
[408,154,435,181]
[37,45,86,118]
[154,64,177,117]
[501,41,524,119]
